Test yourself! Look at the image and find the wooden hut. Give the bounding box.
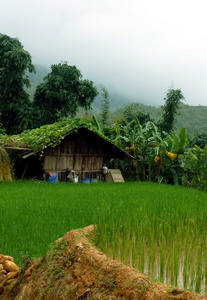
[0,123,134,181]
[42,126,133,182]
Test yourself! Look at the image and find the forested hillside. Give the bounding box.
[176,104,207,136]
[142,103,207,136]
[113,102,207,136]
[28,65,207,136]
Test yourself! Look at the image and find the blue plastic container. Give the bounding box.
[82,178,90,184]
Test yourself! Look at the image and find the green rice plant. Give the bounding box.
[0,181,106,265]
[204,240,207,295]
[131,234,138,268]
[195,239,204,294]
[183,237,190,289]
[1,180,207,295]
[94,182,207,295]
[159,237,165,282]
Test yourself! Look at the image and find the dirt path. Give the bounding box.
[1,225,206,299]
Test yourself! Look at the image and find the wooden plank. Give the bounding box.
[5,146,32,151]
[59,156,65,170]
[63,156,67,170]
[55,153,105,157]
[69,141,75,153]
[74,155,83,170]
[68,156,74,170]
[44,156,52,171]
[84,156,90,171]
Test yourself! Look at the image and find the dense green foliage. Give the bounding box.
[0,123,6,135]
[0,35,98,132]
[1,181,207,294]
[192,131,207,149]
[111,102,207,137]
[114,103,152,127]
[33,62,98,126]
[0,34,35,134]
[114,117,194,185]
[181,145,207,192]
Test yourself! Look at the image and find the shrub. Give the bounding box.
[180,145,207,192]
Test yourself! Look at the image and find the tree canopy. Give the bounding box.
[0,34,35,134]
[0,35,99,132]
[99,84,110,126]
[33,62,98,126]
[159,88,184,134]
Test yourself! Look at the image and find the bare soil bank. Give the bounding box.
[1,225,206,299]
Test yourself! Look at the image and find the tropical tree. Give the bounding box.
[33,62,98,126]
[99,85,110,127]
[156,128,193,184]
[159,88,184,134]
[0,34,35,134]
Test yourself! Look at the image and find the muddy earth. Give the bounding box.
[0,225,206,299]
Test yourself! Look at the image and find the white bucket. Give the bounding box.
[74,176,79,183]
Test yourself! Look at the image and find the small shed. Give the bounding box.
[42,126,133,181]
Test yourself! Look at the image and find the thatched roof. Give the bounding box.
[0,119,100,151]
[0,119,134,159]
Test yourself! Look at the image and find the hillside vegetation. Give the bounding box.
[114,102,207,136]
[27,65,207,136]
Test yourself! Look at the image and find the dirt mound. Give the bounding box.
[1,225,206,299]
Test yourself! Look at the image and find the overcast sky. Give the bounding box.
[1,0,207,106]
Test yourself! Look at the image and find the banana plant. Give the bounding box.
[157,128,194,184]
[118,118,158,181]
[165,128,194,154]
[91,114,102,132]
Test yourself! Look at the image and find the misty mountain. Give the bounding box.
[26,65,50,98]
[26,65,131,109]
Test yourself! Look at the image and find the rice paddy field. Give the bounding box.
[1,180,207,295]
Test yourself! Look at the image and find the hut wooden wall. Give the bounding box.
[43,130,108,180]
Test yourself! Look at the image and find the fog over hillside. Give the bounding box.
[27,65,145,110]
[2,0,207,107]
[26,65,207,136]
